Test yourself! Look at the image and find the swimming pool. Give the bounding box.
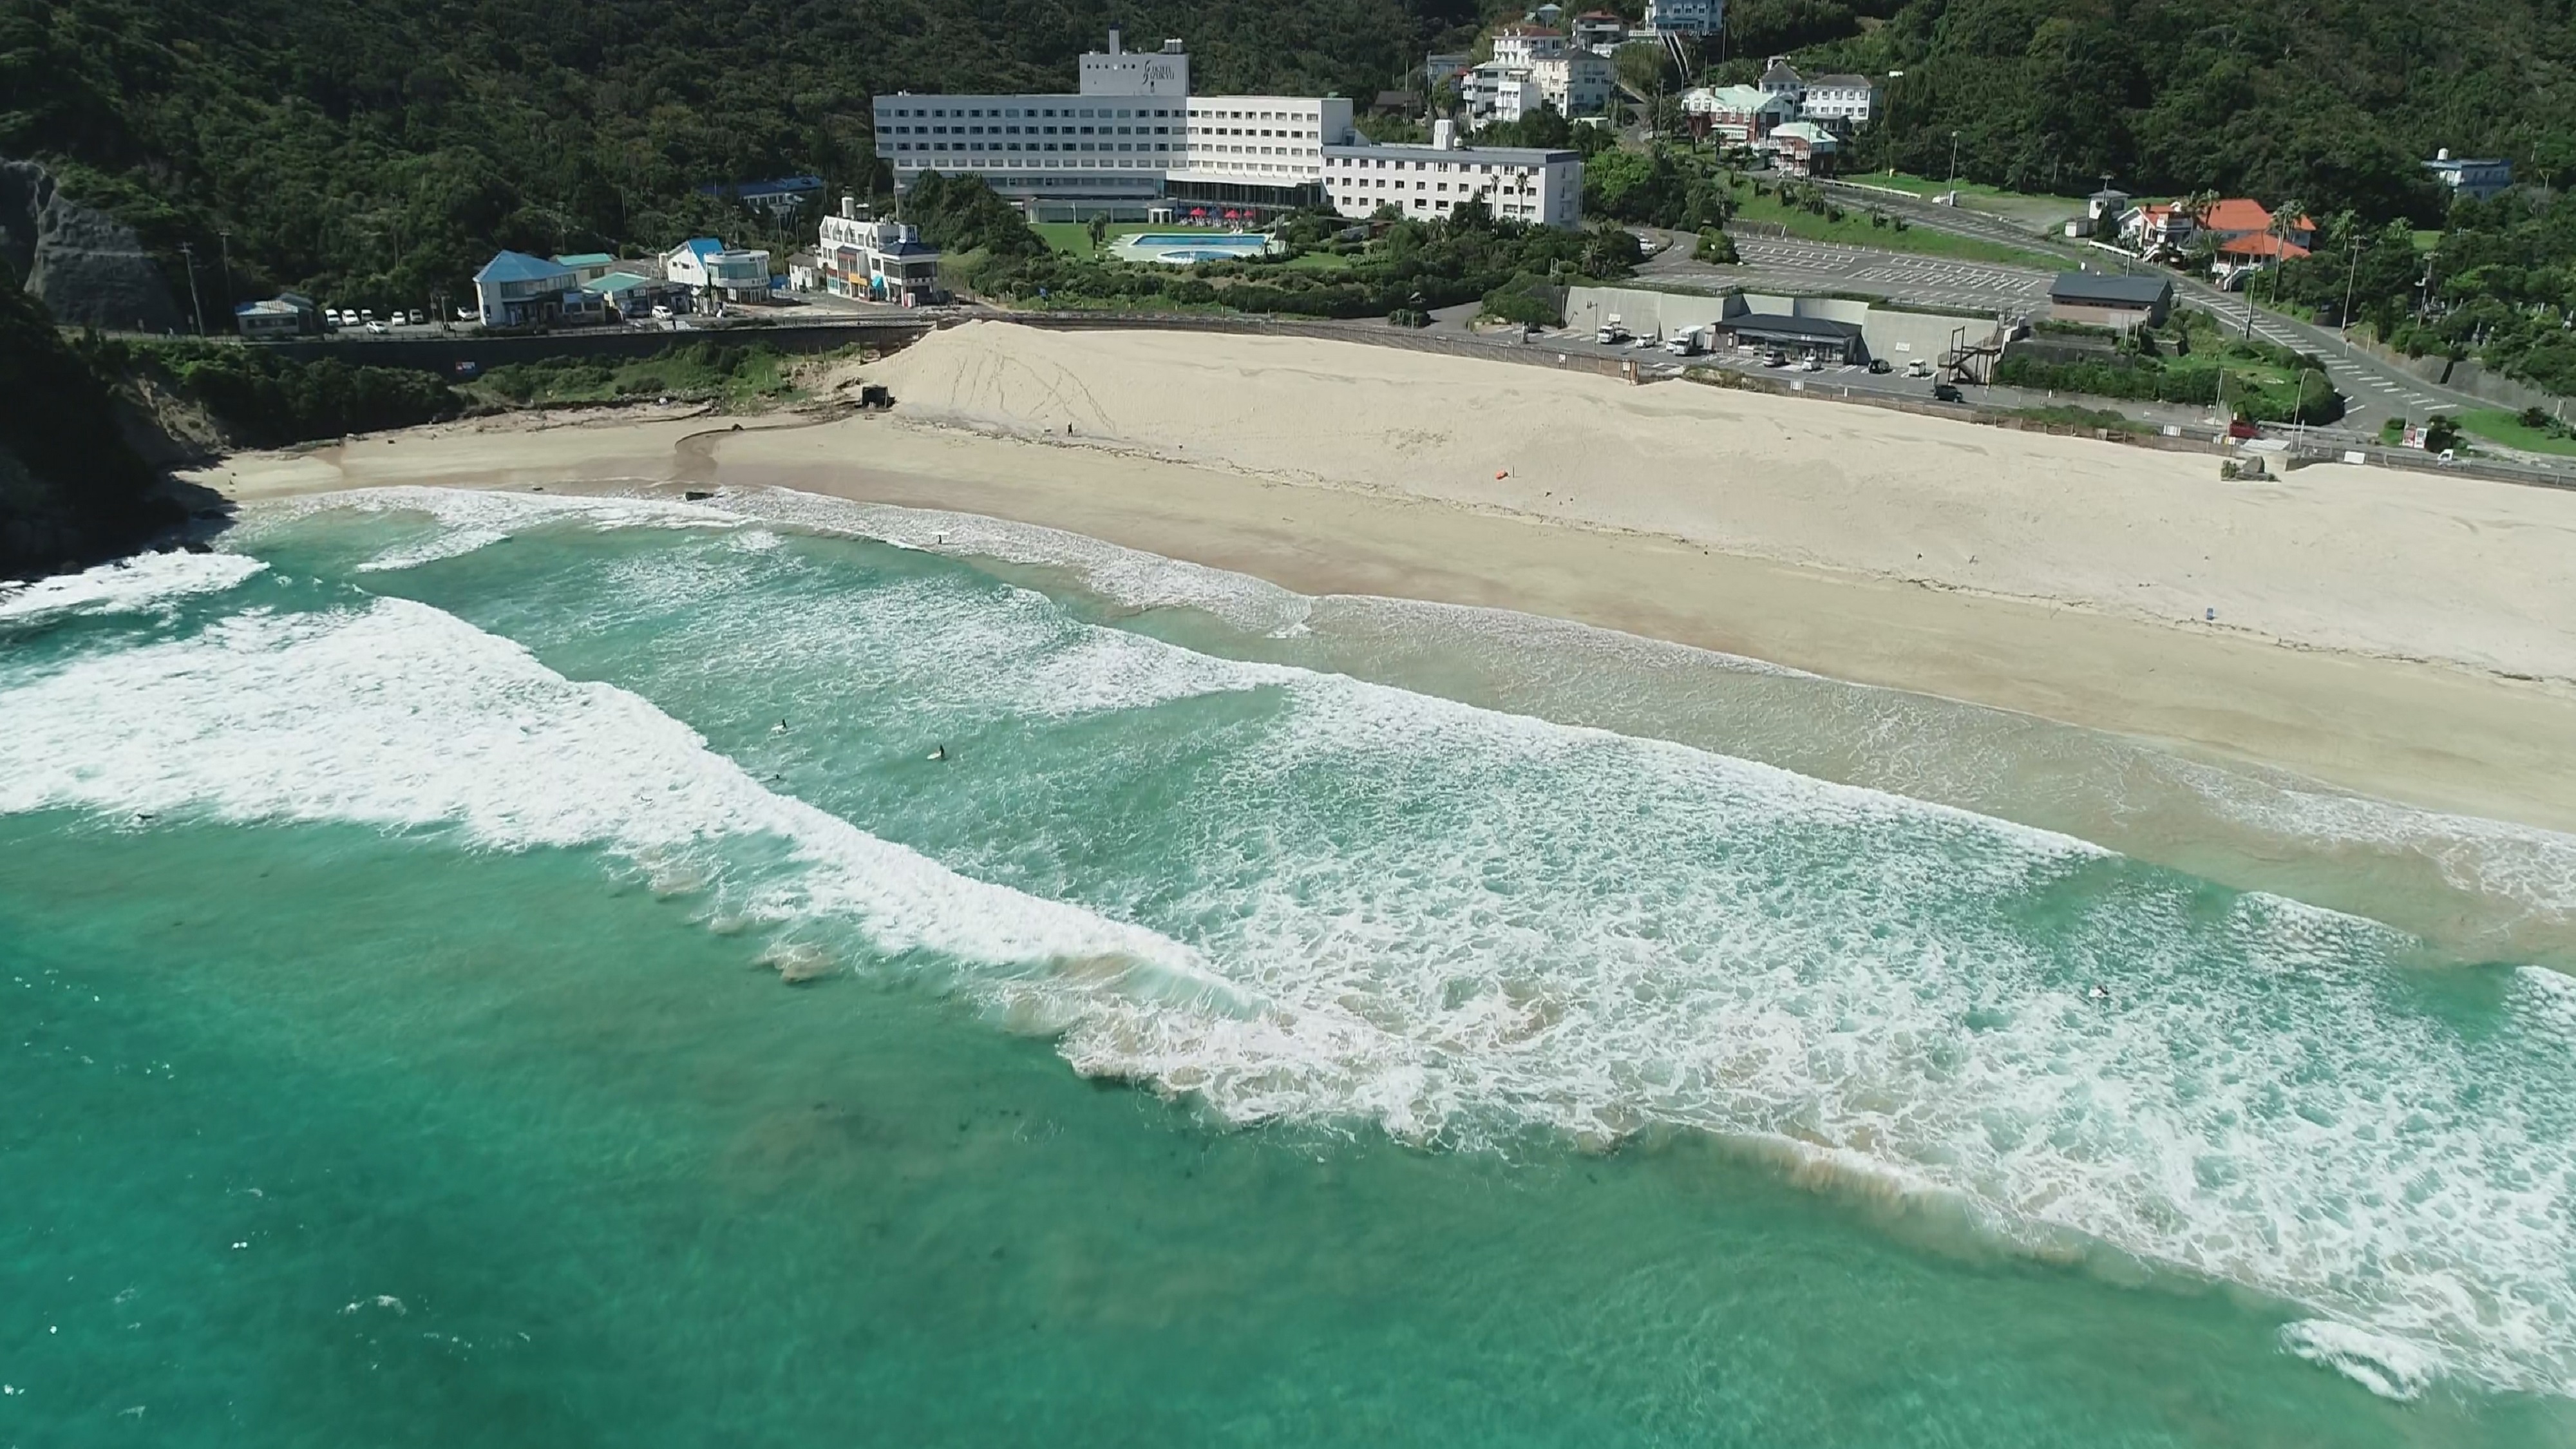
[1113,232,1277,265]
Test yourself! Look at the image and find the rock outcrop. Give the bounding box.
[0,159,182,334]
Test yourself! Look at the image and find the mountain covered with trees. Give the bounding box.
[1733,0,2576,222]
[11,0,2576,319]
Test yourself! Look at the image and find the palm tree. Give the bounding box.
[2262,196,2307,311]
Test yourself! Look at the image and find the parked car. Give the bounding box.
[1905,359,1933,378]
[1933,383,1965,403]
[455,305,480,322]
[650,304,674,321]
[1796,357,1823,373]
[365,319,388,334]
[408,308,425,325]
[1763,351,1790,368]
[1866,359,1893,374]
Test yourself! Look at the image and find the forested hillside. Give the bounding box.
[1747,0,2576,220]
[0,0,1477,313]
[10,0,2576,319]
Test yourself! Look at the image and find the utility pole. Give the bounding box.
[178,240,207,336]
[1946,130,1961,194]
[2340,234,2362,347]
[1884,70,1903,175]
[218,229,234,321]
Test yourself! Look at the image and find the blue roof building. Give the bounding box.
[473,251,594,328]
[695,175,828,215]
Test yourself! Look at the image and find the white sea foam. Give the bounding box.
[0,552,266,621]
[706,486,1316,636]
[0,596,1232,1009]
[242,486,740,573]
[2280,1318,2441,1401]
[30,489,2576,1401]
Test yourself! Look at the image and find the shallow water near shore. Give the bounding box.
[5,487,2575,1445]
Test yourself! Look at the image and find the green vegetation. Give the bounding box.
[464,342,828,411]
[2259,196,2576,395]
[1693,228,1740,265]
[2451,406,2576,457]
[1993,308,2343,423]
[2011,403,2152,433]
[77,336,462,447]
[0,289,175,574]
[1031,222,1154,258]
[1,0,1453,314]
[934,182,1636,323]
[1745,0,2575,220]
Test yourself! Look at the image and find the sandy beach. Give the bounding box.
[193,321,2576,833]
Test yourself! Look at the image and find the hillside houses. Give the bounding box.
[2116,197,2315,285]
[1678,57,1877,173]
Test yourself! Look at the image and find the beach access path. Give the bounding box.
[194,323,2576,835]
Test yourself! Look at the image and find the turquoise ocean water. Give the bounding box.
[4,486,2574,1446]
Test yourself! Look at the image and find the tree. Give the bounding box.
[1087,213,1110,252]
[1694,227,1739,263]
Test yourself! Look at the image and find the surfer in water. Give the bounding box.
[929,744,948,762]
[772,717,789,734]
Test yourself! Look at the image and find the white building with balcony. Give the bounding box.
[1491,24,1569,68]
[1464,61,1543,129]
[1531,52,1615,116]
[663,238,773,305]
[1799,73,1880,131]
[1323,124,1584,227]
[1644,0,1724,35]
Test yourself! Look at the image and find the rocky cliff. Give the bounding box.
[0,159,182,334]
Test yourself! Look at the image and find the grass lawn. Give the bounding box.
[1729,189,2061,269]
[1280,249,1360,274]
[1031,221,1155,257]
[2453,407,2576,455]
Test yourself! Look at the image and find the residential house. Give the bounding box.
[1526,3,1566,26]
[2049,271,2172,328]
[582,270,679,319]
[1464,61,1543,128]
[1530,52,1615,117]
[233,292,317,339]
[1681,84,1796,146]
[663,237,775,305]
[1799,74,1879,132]
[2118,202,2196,256]
[1491,24,1568,69]
[473,251,596,328]
[1759,56,1804,107]
[1572,10,1627,53]
[1645,0,1725,36]
[694,175,828,218]
[1762,120,1839,177]
[2424,149,2512,202]
[552,252,619,285]
[2065,187,2128,238]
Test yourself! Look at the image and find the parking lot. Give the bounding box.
[1640,234,2055,317]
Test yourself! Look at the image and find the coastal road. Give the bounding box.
[1811,186,2533,444]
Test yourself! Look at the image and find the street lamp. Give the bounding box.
[1946,130,1962,194]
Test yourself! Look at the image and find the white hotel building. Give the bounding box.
[1323,123,1584,228]
[871,31,1191,202]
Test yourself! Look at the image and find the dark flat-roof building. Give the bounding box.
[1713,312,1866,362]
[2049,270,2172,328]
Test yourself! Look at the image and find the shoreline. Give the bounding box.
[187,325,2576,836]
